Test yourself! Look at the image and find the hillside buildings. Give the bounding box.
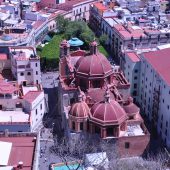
[89,0,170,62]
[0,46,46,132]
[58,40,150,157]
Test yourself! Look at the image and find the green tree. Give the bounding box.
[64,21,87,39]
[80,30,95,49]
[56,15,70,34]
[99,34,108,46]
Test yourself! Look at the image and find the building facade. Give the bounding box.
[122,48,170,148]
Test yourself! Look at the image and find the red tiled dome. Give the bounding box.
[69,101,90,118]
[75,53,112,78]
[90,100,127,125]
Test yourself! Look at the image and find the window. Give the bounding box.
[36,118,38,122]
[27,72,31,76]
[163,99,164,103]
[134,76,137,80]
[134,83,137,89]
[165,129,167,136]
[167,105,169,110]
[134,69,138,73]
[35,63,38,67]
[72,122,75,130]
[20,72,24,76]
[70,98,75,104]
[80,122,83,131]
[166,121,168,127]
[36,71,38,75]
[125,142,130,149]
[40,104,42,110]
[36,109,38,115]
[36,80,38,84]
[133,91,137,96]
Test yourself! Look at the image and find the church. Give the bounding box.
[58,39,150,157]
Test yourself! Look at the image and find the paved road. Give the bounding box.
[39,128,62,170]
[38,72,64,169]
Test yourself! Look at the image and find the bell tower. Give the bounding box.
[60,40,70,58]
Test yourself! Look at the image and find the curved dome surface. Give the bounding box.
[75,53,112,78]
[69,101,90,118]
[90,100,127,125]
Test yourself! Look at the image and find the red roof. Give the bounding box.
[90,100,127,125]
[69,101,90,118]
[0,136,36,170]
[33,20,44,29]
[87,88,115,103]
[0,81,18,94]
[75,52,112,78]
[93,2,107,11]
[23,91,42,103]
[143,48,170,85]
[126,52,140,62]
[0,54,7,60]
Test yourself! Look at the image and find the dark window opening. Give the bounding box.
[72,122,75,130]
[95,126,100,134]
[107,127,113,137]
[80,122,83,131]
[125,142,130,149]
[70,98,75,104]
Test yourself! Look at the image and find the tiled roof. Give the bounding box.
[0,136,36,169]
[0,54,7,60]
[23,91,42,103]
[0,81,18,94]
[143,48,170,85]
[93,2,108,11]
[126,52,140,62]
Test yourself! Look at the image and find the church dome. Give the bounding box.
[90,89,127,125]
[90,100,127,125]
[69,101,90,118]
[75,41,112,78]
[69,87,90,118]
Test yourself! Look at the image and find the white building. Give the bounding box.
[0,46,47,133]
[121,52,140,103]
[122,48,170,148]
[0,81,46,132]
[9,47,41,85]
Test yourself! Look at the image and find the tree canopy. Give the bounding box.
[56,17,95,49]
